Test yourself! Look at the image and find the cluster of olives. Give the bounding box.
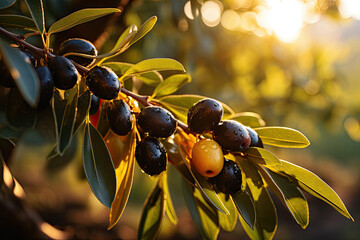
[187,98,263,194]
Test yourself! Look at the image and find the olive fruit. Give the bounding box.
[213,120,250,152]
[49,56,79,90]
[191,139,224,178]
[89,94,100,115]
[135,137,167,176]
[36,66,54,108]
[187,98,223,134]
[246,126,263,148]
[213,159,242,194]
[137,106,177,138]
[86,66,120,100]
[107,100,133,136]
[58,38,97,66]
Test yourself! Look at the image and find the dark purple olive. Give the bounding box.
[36,66,54,108]
[49,56,79,90]
[107,100,133,136]
[89,94,100,115]
[86,66,120,100]
[58,38,97,66]
[213,159,242,194]
[246,126,263,148]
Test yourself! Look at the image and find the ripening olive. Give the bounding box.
[137,106,177,138]
[246,126,263,148]
[106,100,133,136]
[191,139,224,178]
[89,94,100,115]
[213,159,242,194]
[58,38,97,66]
[213,120,251,152]
[49,56,79,90]
[86,66,120,100]
[135,137,167,176]
[36,66,54,108]
[187,98,223,134]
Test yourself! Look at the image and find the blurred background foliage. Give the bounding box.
[1,0,359,239]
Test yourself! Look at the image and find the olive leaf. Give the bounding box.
[254,127,310,148]
[48,8,121,34]
[162,172,178,225]
[152,74,191,98]
[138,179,165,240]
[227,112,266,128]
[0,40,40,107]
[267,159,354,221]
[245,147,281,166]
[217,192,238,232]
[0,0,16,10]
[24,0,45,34]
[0,15,38,31]
[73,90,91,134]
[83,122,117,208]
[108,127,136,229]
[231,190,256,230]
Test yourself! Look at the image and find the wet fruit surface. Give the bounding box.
[107,100,133,136]
[135,137,167,176]
[137,106,177,138]
[191,139,224,178]
[213,159,242,194]
[58,38,97,66]
[246,126,263,148]
[89,94,100,115]
[86,66,120,100]
[187,98,223,134]
[36,66,54,108]
[213,120,251,152]
[49,56,79,90]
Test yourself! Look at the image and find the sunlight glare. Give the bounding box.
[184,1,199,20]
[201,1,223,27]
[221,10,240,31]
[339,0,360,20]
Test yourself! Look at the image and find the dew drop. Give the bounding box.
[214,103,218,107]
[200,145,206,150]
[211,144,217,150]
[166,118,169,121]
[204,149,209,153]
[233,131,238,135]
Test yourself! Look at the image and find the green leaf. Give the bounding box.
[108,128,136,229]
[238,159,277,240]
[0,138,15,163]
[227,112,266,128]
[231,190,256,230]
[217,192,237,232]
[254,127,310,148]
[0,152,4,187]
[102,62,133,76]
[121,58,185,80]
[96,101,110,137]
[182,179,219,240]
[155,94,234,123]
[74,90,91,134]
[128,16,157,47]
[6,88,36,129]
[245,147,281,166]
[138,180,165,240]
[82,122,117,208]
[257,167,309,229]
[162,172,178,225]
[135,72,163,86]
[0,15,38,31]
[52,87,78,155]
[0,0,16,10]
[267,160,354,221]
[0,40,40,107]
[24,0,45,33]
[48,8,121,34]
[179,145,230,215]
[152,74,191,98]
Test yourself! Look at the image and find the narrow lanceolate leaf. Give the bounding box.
[0,0,16,10]
[83,122,117,208]
[108,127,136,229]
[52,87,78,155]
[182,180,220,240]
[0,15,38,31]
[227,112,266,128]
[217,192,238,232]
[231,190,256,230]
[0,152,4,187]
[74,90,91,133]
[238,159,277,240]
[121,58,185,80]
[24,0,45,33]
[0,40,40,107]
[48,8,121,34]
[128,16,157,46]
[179,145,229,215]
[254,127,310,148]
[267,160,354,221]
[155,94,234,123]
[246,147,281,166]
[162,172,178,225]
[138,180,165,240]
[257,166,309,229]
[152,74,191,98]
[102,62,133,76]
